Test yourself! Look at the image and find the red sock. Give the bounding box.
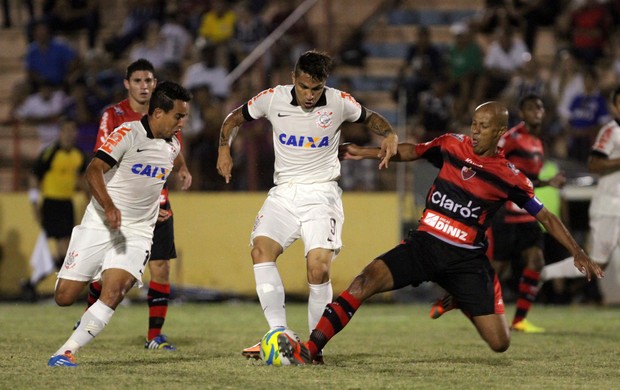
[513,268,540,325]
[307,290,361,357]
[87,281,102,308]
[147,281,170,340]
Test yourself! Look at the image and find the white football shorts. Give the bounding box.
[250,182,344,257]
[589,214,620,265]
[57,224,152,288]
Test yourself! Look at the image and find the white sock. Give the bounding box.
[308,280,332,333]
[540,257,584,281]
[254,262,287,329]
[54,300,114,356]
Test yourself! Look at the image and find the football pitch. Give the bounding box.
[1,301,618,389]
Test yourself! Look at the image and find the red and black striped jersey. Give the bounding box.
[498,122,544,223]
[414,133,541,248]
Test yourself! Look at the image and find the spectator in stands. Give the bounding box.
[557,0,612,66]
[103,0,164,59]
[393,25,445,118]
[473,0,522,36]
[338,78,377,191]
[565,67,611,163]
[548,49,585,130]
[182,44,230,101]
[43,0,100,50]
[25,19,79,91]
[65,77,106,154]
[473,25,529,107]
[414,77,455,142]
[185,84,228,191]
[230,0,268,81]
[160,10,193,67]
[447,22,483,122]
[263,0,314,70]
[500,55,547,124]
[12,80,70,150]
[512,0,562,52]
[128,20,168,71]
[196,0,236,47]
[2,0,34,28]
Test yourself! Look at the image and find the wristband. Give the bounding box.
[28,188,40,204]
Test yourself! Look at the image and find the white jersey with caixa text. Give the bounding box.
[83,116,180,237]
[589,118,620,217]
[243,85,365,185]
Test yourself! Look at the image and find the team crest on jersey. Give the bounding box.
[461,166,476,180]
[506,161,520,175]
[113,106,125,116]
[64,250,78,269]
[449,134,465,142]
[316,111,333,129]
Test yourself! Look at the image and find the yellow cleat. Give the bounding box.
[512,319,545,333]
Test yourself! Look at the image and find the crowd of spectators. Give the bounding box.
[2,0,315,191]
[3,0,620,192]
[394,0,620,169]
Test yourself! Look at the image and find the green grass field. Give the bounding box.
[0,301,618,389]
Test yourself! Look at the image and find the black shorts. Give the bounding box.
[41,199,74,239]
[380,231,498,316]
[150,215,176,260]
[492,221,543,262]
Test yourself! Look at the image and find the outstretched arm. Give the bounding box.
[362,109,398,169]
[535,207,603,280]
[340,143,419,165]
[216,106,245,183]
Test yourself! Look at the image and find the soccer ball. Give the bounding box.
[259,327,300,366]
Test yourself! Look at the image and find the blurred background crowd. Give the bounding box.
[1,0,619,191]
[1,0,619,303]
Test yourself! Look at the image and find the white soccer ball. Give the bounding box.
[259,327,300,366]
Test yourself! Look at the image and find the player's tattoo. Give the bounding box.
[365,110,396,137]
[219,109,245,147]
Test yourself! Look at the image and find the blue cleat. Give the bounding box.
[145,334,176,350]
[48,351,78,367]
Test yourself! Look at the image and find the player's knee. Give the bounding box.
[489,340,510,353]
[54,290,76,306]
[489,337,510,353]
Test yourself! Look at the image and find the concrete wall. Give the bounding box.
[0,192,399,298]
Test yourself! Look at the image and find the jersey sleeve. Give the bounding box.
[414,133,456,167]
[95,123,134,167]
[505,165,542,215]
[95,107,116,151]
[244,88,275,120]
[591,122,617,157]
[340,91,364,123]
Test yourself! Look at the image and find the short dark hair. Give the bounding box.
[518,93,543,110]
[126,58,155,80]
[148,81,192,115]
[610,86,620,105]
[294,50,333,82]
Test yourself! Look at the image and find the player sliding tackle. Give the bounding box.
[279,101,604,365]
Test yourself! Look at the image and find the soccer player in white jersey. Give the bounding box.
[217,50,399,364]
[48,81,192,367]
[541,85,620,283]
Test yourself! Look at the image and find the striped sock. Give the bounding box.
[147,281,170,340]
[307,290,361,357]
[513,268,540,325]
